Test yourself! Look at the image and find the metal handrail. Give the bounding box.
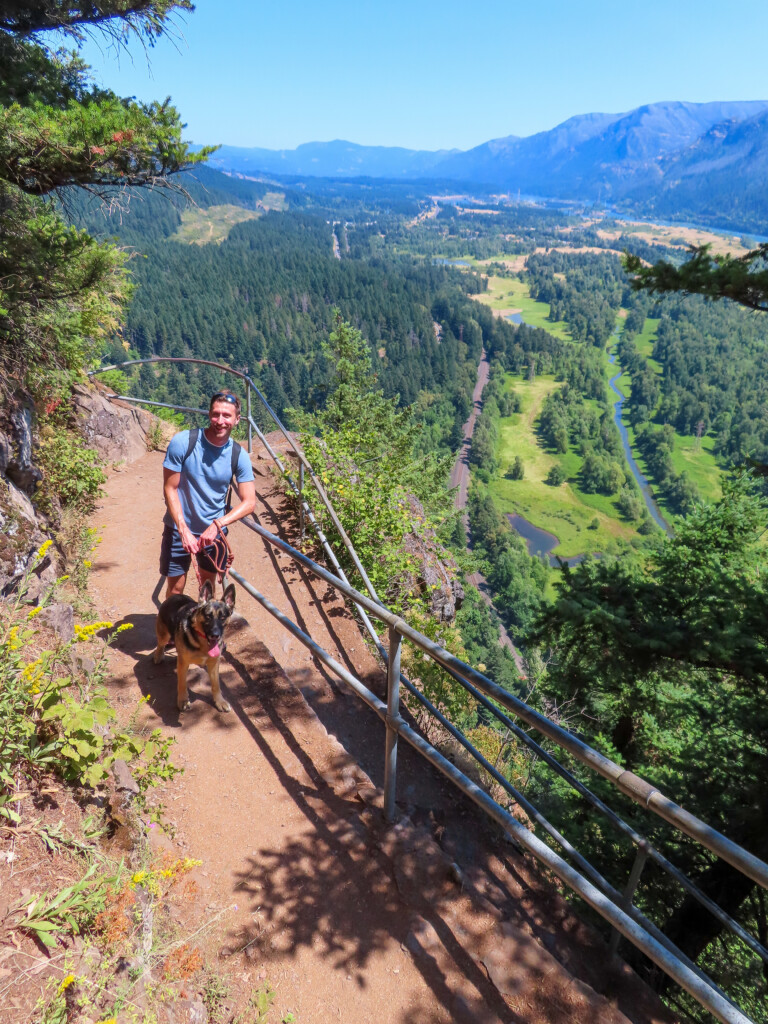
[89,356,768,1022]
[227,558,748,1024]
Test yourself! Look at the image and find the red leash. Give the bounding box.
[192,519,234,594]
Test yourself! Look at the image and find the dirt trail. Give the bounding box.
[90,444,670,1024]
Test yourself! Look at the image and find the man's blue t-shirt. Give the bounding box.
[163,430,255,534]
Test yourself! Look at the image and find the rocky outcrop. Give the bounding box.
[1,382,167,599]
[0,392,50,599]
[403,495,464,622]
[72,381,164,466]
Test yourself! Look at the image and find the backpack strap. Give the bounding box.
[230,440,241,481]
[180,428,200,471]
[226,440,243,514]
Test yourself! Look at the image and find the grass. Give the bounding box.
[487,374,637,558]
[633,317,662,373]
[624,417,723,507]
[261,191,288,212]
[609,316,722,508]
[168,204,261,245]
[599,219,748,258]
[473,273,573,340]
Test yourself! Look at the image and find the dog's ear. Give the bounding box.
[222,583,236,611]
[200,581,213,603]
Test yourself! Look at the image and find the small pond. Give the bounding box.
[506,513,588,567]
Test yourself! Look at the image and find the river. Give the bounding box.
[606,343,670,532]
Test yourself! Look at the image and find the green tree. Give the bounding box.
[625,244,768,313]
[0,1,214,397]
[533,474,768,998]
[293,311,454,610]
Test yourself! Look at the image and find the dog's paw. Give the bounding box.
[152,648,164,665]
[177,698,191,713]
[215,698,231,713]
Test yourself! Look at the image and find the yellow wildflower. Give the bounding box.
[58,974,76,993]
[74,621,113,642]
[82,560,92,568]
[116,623,134,633]
[131,871,147,886]
[95,1018,117,1024]
[26,606,43,621]
[35,540,53,562]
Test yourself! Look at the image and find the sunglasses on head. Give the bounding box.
[210,393,238,406]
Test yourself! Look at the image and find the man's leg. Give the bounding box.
[165,574,187,599]
[159,524,192,602]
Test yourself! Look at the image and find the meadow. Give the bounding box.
[471,264,573,340]
[609,318,722,505]
[488,374,638,559]
[168,204,261,245]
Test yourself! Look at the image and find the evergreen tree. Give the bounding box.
[0,1,212,397]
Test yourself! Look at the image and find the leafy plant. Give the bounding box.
[145,419,167,451]
[235,984,276,1024]
[202,974,230,1024]
[36,425,106,515]
[16,862,124,948]
[292,312,455,612]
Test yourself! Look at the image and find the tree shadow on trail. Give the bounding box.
[220,644,521,1024]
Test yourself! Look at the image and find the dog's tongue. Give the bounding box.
[208,641,221,658]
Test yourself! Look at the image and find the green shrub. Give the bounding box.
[37,427,106,514]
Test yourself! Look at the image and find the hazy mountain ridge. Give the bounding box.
[206,100,768,231]
[208,139,458,179]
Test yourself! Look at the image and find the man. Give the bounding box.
[160,390,256,599]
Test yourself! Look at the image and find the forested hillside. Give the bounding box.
[55,131,768,1024]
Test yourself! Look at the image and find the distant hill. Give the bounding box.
[207,140,457,179]
[206,100,768,232]
[432,101,768,199]
[622,107,768,231]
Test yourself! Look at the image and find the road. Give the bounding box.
[450,349,526,675]
[449,348,490,505]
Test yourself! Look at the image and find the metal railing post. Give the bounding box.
[384,627,403,822]
[299,463,305,545]
[609,844,649,957]
[246,387,252,454]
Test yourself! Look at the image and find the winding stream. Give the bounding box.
[606,345,670,532]
[502,311,671,557]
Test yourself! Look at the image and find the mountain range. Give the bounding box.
[205,100,768,232]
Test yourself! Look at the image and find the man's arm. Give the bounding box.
[197,480,256,546]
[163,467,200,553]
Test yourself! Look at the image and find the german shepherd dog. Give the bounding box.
[153,582,235,713]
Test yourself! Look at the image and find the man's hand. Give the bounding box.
[179,524,200,553]
[198,522,220,548]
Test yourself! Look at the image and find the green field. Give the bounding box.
[168,204,261,245]
[633,317,662,373]
[623,419,722,506]
[610,317,722,507]
[487,374,638,559]
[474,273,573,340]
[261,191,288,212]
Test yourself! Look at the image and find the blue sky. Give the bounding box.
[80,0,768,152]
